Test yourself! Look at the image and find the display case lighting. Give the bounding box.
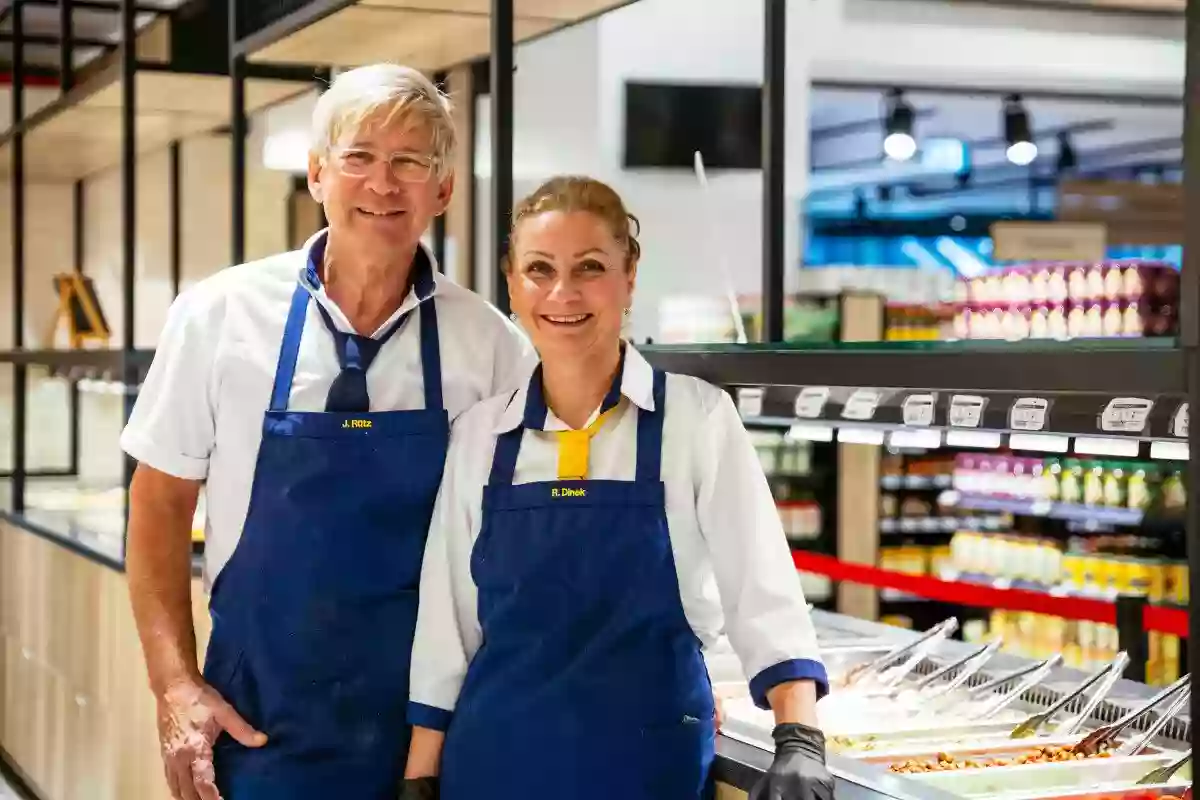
[837,427,886,445]
[945,430,1003,449]
[1009,433,1070,453]
[786,423,835,442]
[1150,441,1189,461]
[888,429,942,449]
[1073,436,1141,458]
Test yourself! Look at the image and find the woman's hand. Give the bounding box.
[749,723,834,800]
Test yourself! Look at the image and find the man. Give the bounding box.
[121,63,531,800]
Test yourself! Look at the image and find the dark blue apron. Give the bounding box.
[441,366,716,800]
[203,257,448,799]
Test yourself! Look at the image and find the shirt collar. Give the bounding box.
[297,227,440,305]
[493,344,657,434]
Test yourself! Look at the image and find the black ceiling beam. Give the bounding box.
[811,107,937,142]
[812,117,1116,173]
[11,0,167,12]
[813,79,1183,108]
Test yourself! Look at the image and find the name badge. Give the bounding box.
[551,487,586,499]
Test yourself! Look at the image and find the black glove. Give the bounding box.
[398,777,439,800]
[748,723,835,800]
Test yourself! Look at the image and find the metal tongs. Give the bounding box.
[922,639,1006,707]
[973,653,1064,720]
[840,618,959,689]
[1115,684,1191,756]
[1008,652,1130,739]
[1073,673,1191,756]
[1137,751,1192,785]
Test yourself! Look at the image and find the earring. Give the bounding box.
[623,308,631,318]
[509,312,518,322]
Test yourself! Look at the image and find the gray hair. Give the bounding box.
[310,63,456,179]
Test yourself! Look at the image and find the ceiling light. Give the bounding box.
[1003,94,1037,166]
[883,89,917,162]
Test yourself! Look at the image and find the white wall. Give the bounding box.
[0,111,291,484]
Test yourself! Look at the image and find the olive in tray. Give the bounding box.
[888,745,1115,774]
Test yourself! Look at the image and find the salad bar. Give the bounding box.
[715,611,1192,800]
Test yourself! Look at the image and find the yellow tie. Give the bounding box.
[556,404,621,480]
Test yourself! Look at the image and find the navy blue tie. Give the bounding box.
[316,304,410,413]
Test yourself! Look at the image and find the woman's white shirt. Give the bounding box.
[408,345,827,730]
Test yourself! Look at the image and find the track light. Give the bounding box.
[883,89,917,162]
[1055,132,1077,174]
[1004,94,1037,166]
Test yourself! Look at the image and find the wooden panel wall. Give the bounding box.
[0,522,212,800]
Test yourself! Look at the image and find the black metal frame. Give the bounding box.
[10,0,25,513]
[761,0,785,342]
[491,0,513,313]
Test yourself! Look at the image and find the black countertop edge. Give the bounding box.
[0,510,126,573]
[0,741,43,800]
[713,734,772,790]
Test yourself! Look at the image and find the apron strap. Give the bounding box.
[488,392,524,486]
[418,296,444,411]
[269,284,312,412]
[635,370,667,482]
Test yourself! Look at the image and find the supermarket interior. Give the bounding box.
[0,0,1198,799]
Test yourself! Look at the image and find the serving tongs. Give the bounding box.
[906,644,992,694]
[840,618,958,689]
[1072,673,1190,756]
[973,652,1064,720]
[1136,751,1192,785]
[1008,652,1129,739]
[922,639,1006,707]
[1116,684,1191,757]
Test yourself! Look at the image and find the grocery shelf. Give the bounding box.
[0,347,156,381]
[953,493,1149,528]
[639,338,1184,396]
[235,0,639,70]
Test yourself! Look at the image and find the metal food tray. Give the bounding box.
[843,733,1088,760]
[995,785,1189,800]
[827,722,1040,754]
[863,741,1167,769]
[902,752,1179,795]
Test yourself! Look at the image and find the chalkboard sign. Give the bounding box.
[51,273,110,345]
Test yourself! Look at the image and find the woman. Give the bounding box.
[402,176,833,800]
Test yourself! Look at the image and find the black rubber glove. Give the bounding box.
[398,777,439,800]
[749,723,835,800]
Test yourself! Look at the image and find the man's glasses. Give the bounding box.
[331,147,437,183]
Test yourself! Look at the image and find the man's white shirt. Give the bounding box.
[119,231,535,589]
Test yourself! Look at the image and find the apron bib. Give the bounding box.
[441,367,716,800]
[204,281,449,800]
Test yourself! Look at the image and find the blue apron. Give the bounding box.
[203,261,448,799]
[441,365,716,800]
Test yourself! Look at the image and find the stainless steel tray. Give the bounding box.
[905,753,1179,795]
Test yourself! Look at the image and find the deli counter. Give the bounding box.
[716,610,1191,800]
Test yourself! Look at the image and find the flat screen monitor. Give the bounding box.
[623,81,762,170]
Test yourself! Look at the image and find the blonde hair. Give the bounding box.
[310,63,457,179]
[508,176,641,270]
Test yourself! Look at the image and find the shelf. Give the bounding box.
[881,474,953,490]
[239,0,635,70]
[640,338,1184,396]
[0,65,312,182]
[953,492,1149,527]
[880,515,1009,534]
[0,348,155,381]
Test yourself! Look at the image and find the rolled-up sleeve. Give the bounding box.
[694,391,828,710]
[407,425,483,731]
[119,288,220,480]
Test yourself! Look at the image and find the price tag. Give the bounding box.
[1172,403,1188,438]
[1099,397,1154,434]
[736,387,764,419]
[793,387,831,420]
[949,395,987,428]
[841,389,883,421]
[1010,397,1049,431]
[902,393,937,427]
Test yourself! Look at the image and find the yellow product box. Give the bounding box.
[1161,636,1180,684]
[929,545,953,577]
[1081,555,1103,595]
[1125,558,1152,597]
[1062,554,1086,592]
[1147,563,1167,604]
[1168,562,1189,605]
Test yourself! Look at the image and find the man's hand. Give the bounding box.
[749,723,834,800]
[156,679,267,800]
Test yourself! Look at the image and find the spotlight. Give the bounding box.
[883,89,917,162]
[1004,94,1037,166]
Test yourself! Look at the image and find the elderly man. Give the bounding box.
[121,64,531,800]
